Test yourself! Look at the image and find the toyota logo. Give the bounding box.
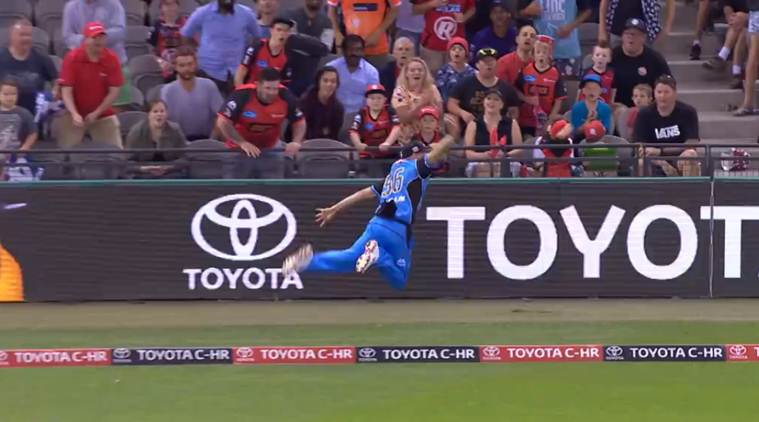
[605,346,623,358]
[729,345,746,357]
[482,346,500,358]
[191,194,296,261]
[237,347,254,358]
[113,348,131,359]
[358,348,376,358]
[0,351,7,362]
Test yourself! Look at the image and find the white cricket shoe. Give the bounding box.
[282,244,313,277]
[355,240,379,274]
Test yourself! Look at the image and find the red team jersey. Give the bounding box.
[218,84,303,149]
[496,52,533,86]
[414,0,474,51]
[241,39,290,85]
[350,106,400,158]
[579,68,615,103]
[515,63,567,129]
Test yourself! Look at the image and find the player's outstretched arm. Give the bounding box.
[426,135,456,166]
[315,187,375,227]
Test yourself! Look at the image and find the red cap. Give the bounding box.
[83,22,106,38]
[584,120,606,141]
[447,37,469,55]
[536,34,554,47]
[549,119,570,139]
[418,106,440,120]
[365,83,387,97]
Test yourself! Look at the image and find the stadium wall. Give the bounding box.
[1,177,758,302]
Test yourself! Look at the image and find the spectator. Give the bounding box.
[410,106,446,146]
[436,37,475,104]
[579,41,615,104]
[522,0,591,77]
[0,20,58,116]
[599,0,675,45]
[610,18,670,107]
[463,88,522,177]
[235,17,294,87]
[702,1,749,88]
[161,46,224,141]
[496,23,536,85]
[689,0,711,60]
[286,0,334,48]
[149,0,188,80]
[533,118,574,177]
[571,74,612,141]
[471,0,518,60]
[625,83,652,134]
[633,75,700,176]
[735,2,759,116]
[181,0,261,95]
[216,67,306,178]
[125,100,187,177]
[515,35,566,137]
[328,0,399,60]
[63,0,127,64]
[350,84,401,159]
[298,66,345,140]
[255,0,280,37]
[448,48,520,126]
[57,22,124,149]
[380,37,416,96]
[0,79,38,161]
[396,0,425,53]
[413,0,476,74]
[391,57,444,141]
[278,32,331,98]
[326,35,379,115]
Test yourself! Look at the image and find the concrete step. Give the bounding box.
[698,111,759,139]
[656,31,722,57]
[669,59,734,83]
[678,86,758,112]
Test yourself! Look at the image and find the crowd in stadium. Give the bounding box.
[0,0,757,180]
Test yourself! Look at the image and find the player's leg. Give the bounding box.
[364,224,413,289]
[300,228,374,273]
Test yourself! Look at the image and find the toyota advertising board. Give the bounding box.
[2,178,752,301]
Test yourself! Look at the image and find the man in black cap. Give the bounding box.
[610,18,670,107]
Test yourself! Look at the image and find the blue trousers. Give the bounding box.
[305,217,412,289]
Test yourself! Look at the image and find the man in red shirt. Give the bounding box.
[413,0,476,74]
[57,22,124,149]
[216,67,306,179]
[234,17,294,87]
[496,23,536,86]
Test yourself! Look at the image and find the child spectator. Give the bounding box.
[571,73,612,141]
[579,41,615,104]
[149,0,188,80]
[0,79,38,180]
[413,0,476,74]
[349,84,401,158]
[626,83,652,136]
[515,35,566,137]
[235,17,294,87]
[533,118,574,177]
[406,106,449,175]
[435,37,475,104]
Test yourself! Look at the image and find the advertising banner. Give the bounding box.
[232,346,355,364]
[356,346,479,363]
[0,348,111,368]
[603,345,725,362]
[110,347,232,365]
[0,180,716,301]
[480,345,603,362]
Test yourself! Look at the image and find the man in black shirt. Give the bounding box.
[633,75,700,176]
[0,20,58,116]
[448,48,520,128]
[610,18,671,107]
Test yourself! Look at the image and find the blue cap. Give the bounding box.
[580,73,603,88]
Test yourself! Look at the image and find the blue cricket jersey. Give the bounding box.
[370,154,437,226]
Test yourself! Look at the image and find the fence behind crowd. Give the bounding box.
[2,177,759,302]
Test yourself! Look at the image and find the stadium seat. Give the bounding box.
[69,140,127,180]
[125,25,152,59]
[578,23,598,47]
[145,83,165,103]
[49,54,62,72]
[33,0,65,39]
[27,141,68,180]
[0,0,32,28]
[296,138,353,179]
[128,54,164,94]
[338,112,356,144]
[0,25,50,54]
[148,0,200,22]
[562,80,579,112]
[121,0,147,26]
[615,107,633,141]
[185,138,229,179]
[117,110,147,140]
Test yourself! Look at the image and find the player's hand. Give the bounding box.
[460,111,475,124]
[240,142,261,157]
[71,113,84,127]
[315,206,337,227]
[284,142,301,158]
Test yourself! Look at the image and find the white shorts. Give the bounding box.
[750,11,759,33]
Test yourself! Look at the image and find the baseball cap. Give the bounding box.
[365,84,387,97]
[624,18,647,34]
[271,16,296,28]
[418,106,440,120]
[584,120,606,142]
[399,141,429,159]
[580,73,602,88]
[476,48,498,61]
[549,119,570,139]
[447,36,469,55]
[83,22,106,38]
[484,88,503,100]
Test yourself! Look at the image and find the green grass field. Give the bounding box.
[3,301,759,421]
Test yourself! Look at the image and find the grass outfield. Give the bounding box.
[3,320,759,421]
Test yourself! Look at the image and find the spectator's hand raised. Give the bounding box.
[72,113,85,128]
[240,142,261,157]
